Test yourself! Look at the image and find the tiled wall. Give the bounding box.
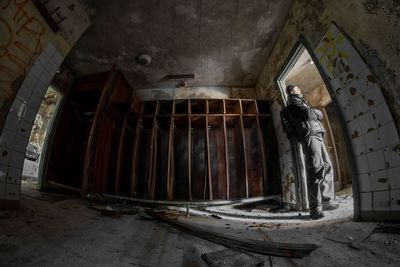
[0,43,63,205]
[314,24,400,220]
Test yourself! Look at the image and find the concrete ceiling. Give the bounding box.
[65,0,294,90]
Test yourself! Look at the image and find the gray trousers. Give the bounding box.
[302,135,334,213]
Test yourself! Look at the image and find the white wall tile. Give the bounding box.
[0,128,15,150]
[33,80,48,99]
[384,144,400,168]
[5,183,20,200]
[22,105,38,125]
[359,173,372,192]
[390,189,400,211]
[17,83,32,103]
[357,69,375,89]
[333,87,350,108]
[355,154,369,174]
[341,103,356,123]
[373,191,390,211]
[347,119,361,139]
[7,167,22,184]
[360,192,372,211]
[10,97,27,119]
[365,85,385,110]
[4,112,21,132]
[21,72,38,92]
[351,96,369,118]
[351,136,366,156]
[363,129,381,152]
[0,181,6,199]
[30,61,44,78]
[358,112,377,135]
[0,164,7,183]
[9,150,24,169]
[344,79,362,101]
[371,103,393,128]
[388,166,400,190]
[378,122,399,147]
[45,43,56,57]
[0,147,11,166]
[367,149,386,172]
[17,120,32,139]
[53,52,64,65]
[13,134,28,154]
[348,53,366,77]
[371,169,389,191]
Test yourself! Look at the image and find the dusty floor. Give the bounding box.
[0,192,399,267]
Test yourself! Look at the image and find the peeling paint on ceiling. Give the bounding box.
[65,0,294,90]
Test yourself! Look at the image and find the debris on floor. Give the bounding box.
[146,209,318,258]
[325,222,377,248]
[211,214,222,219]
[89,204,138,218]
[201,248,264,267]
[21,186,71,203]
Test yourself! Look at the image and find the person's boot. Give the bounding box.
[322,201,339,211]
[310,210,325,220]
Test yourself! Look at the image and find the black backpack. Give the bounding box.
[280,105,300,139]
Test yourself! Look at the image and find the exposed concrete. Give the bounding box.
[1,195,400,266]
[65,0,294,90]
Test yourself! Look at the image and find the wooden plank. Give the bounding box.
[223,100,229,199]
[114,116,128,194]
[239,101,249,198]
[146,209,318,258]
[188,101,192,200]
[167,104,174,200]
[130,118,142,196]
[255,117,267,196]
[206,115,213,200]
[148,117,157,199]
[82,69,118,195]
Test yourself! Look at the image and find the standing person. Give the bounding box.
[283,84,338,220]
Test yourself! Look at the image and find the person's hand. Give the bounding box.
[313,109,323,120]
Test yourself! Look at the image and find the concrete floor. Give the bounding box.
[0,193,399,267]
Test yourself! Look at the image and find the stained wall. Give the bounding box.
[257,0,400,220]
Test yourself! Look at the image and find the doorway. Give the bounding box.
[277,43,353,210]
[21,86,62,192]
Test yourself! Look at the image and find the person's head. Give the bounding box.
[286,84,301,95]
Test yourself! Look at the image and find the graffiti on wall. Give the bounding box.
[0,0,46,105]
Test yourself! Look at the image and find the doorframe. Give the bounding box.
[275,35,360,221]
[36,84,65,192]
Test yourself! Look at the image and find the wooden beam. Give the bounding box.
[188,101,192,201]
[255,101,268,195]
[146,209,318,258]
[239,101,249,198]
[222,100,229,199]
[115,116,128,194]
[167,103,175,200]
[130,118,142,196]
[82,69,118,195]
[206,115,213,200]
[148,116,157,199]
